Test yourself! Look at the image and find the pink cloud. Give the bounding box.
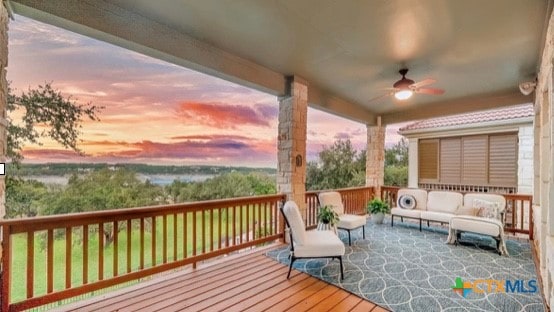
[176,102,274,129]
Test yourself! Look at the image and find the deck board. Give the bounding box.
[54,246,388,312]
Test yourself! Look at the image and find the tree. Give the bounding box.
[7,82,102,164]
[306,139,365,190]
[6,82,102,218]
[5,177,48,218]
[384,138,408,186]
[43,168,166,246]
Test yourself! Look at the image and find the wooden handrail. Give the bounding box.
[0,194,286,312]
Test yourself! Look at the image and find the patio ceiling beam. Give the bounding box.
[11,0,375,125]
[381,90,531,125]
[308,87,376,125]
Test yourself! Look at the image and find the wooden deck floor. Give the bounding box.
[54,246,388,312]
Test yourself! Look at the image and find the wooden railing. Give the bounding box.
[305,186,375,228]
[418,183,516,195]
[379,186,534,240]
[0,194,286,312]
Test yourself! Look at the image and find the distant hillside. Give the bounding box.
[10,163,277,176]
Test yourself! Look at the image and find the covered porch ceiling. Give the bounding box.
[9,0,553,125]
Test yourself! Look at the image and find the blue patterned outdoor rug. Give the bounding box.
[266,219,544,312]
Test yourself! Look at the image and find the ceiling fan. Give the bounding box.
[369,68,445,102]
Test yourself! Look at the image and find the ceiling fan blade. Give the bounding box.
[367,92,393,103]
[415,87,445,95]
[411,78,436,89]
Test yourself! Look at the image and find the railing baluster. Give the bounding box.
[127,219,132,273]
[233,206,236,246]
[192,211,197,257]
[47,229,54,292]
[163,214,167,264]
[202,210,206,254]
[210,209,214,252]
[83,224,88,285]
[174,213,178,261]
[226,207,231,247]
[258,203,262,239]
[184,212,188,258]
[27,231,34,299]
[66,227,72,289]
[246,204,250,242]
[113,221,118,277]
[218,208,222,250]
[152,217,156,266]
[99,223,104,281]
[140,218,144,270]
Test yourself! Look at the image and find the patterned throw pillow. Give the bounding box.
[473,199,500,220]
[398,194,417,210]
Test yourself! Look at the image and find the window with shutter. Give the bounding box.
[489,134,517,186]
[440,138,461,183]
[461,136,488,184]
[419,139,439,182]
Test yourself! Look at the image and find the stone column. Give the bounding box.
[407,138,419,188]
[277,76,307,217]
[366,122,385,198]
[0,3,8,220]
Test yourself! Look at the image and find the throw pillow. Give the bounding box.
[473,199,500,220]
[398,194,417,210]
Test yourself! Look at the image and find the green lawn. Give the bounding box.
[10,205,275,303]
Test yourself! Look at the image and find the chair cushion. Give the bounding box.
[318,192,344,215]
[398,194,416,209]
[427,191,463,213]
[294,230,345,257]
[391,207,422,219]
[450,216,503,237]
[283,201,306,245]
[420,211,454,223]
[456,205,478,216]
[397,188,428,210]
[337,214,366,229]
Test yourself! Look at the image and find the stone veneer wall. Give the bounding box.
[532,5,554,309]
[518,124,534,194]
[366,125,385,196]
[277,77,307,216]
[0,3,7,219]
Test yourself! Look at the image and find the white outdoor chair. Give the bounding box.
[318,191,367,245]
[281,200,345,280]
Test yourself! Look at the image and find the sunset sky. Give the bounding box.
[8,15,403,168]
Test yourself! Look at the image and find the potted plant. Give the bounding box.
[317,205,339,232]
[367,198,390,224]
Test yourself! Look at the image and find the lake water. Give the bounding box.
[24,174,216,186]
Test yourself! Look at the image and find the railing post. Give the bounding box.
[1,224,10,312]
[279,198,286,243]
[529,197,534,240]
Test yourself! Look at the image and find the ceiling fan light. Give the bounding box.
[395,90,413,100]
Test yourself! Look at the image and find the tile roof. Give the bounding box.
[399,103,534,131]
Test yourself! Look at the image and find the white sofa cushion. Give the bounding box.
[283,201,306,245]
[391,207,422,219]
[397,188,428,210]
[295,230,346,257]
[427,191,463,213]
[450,216,503,237]
[318,191,345,215]
[337,214,367,229]
[420,211,454,223]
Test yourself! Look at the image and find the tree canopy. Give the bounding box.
[7,82,102,164]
